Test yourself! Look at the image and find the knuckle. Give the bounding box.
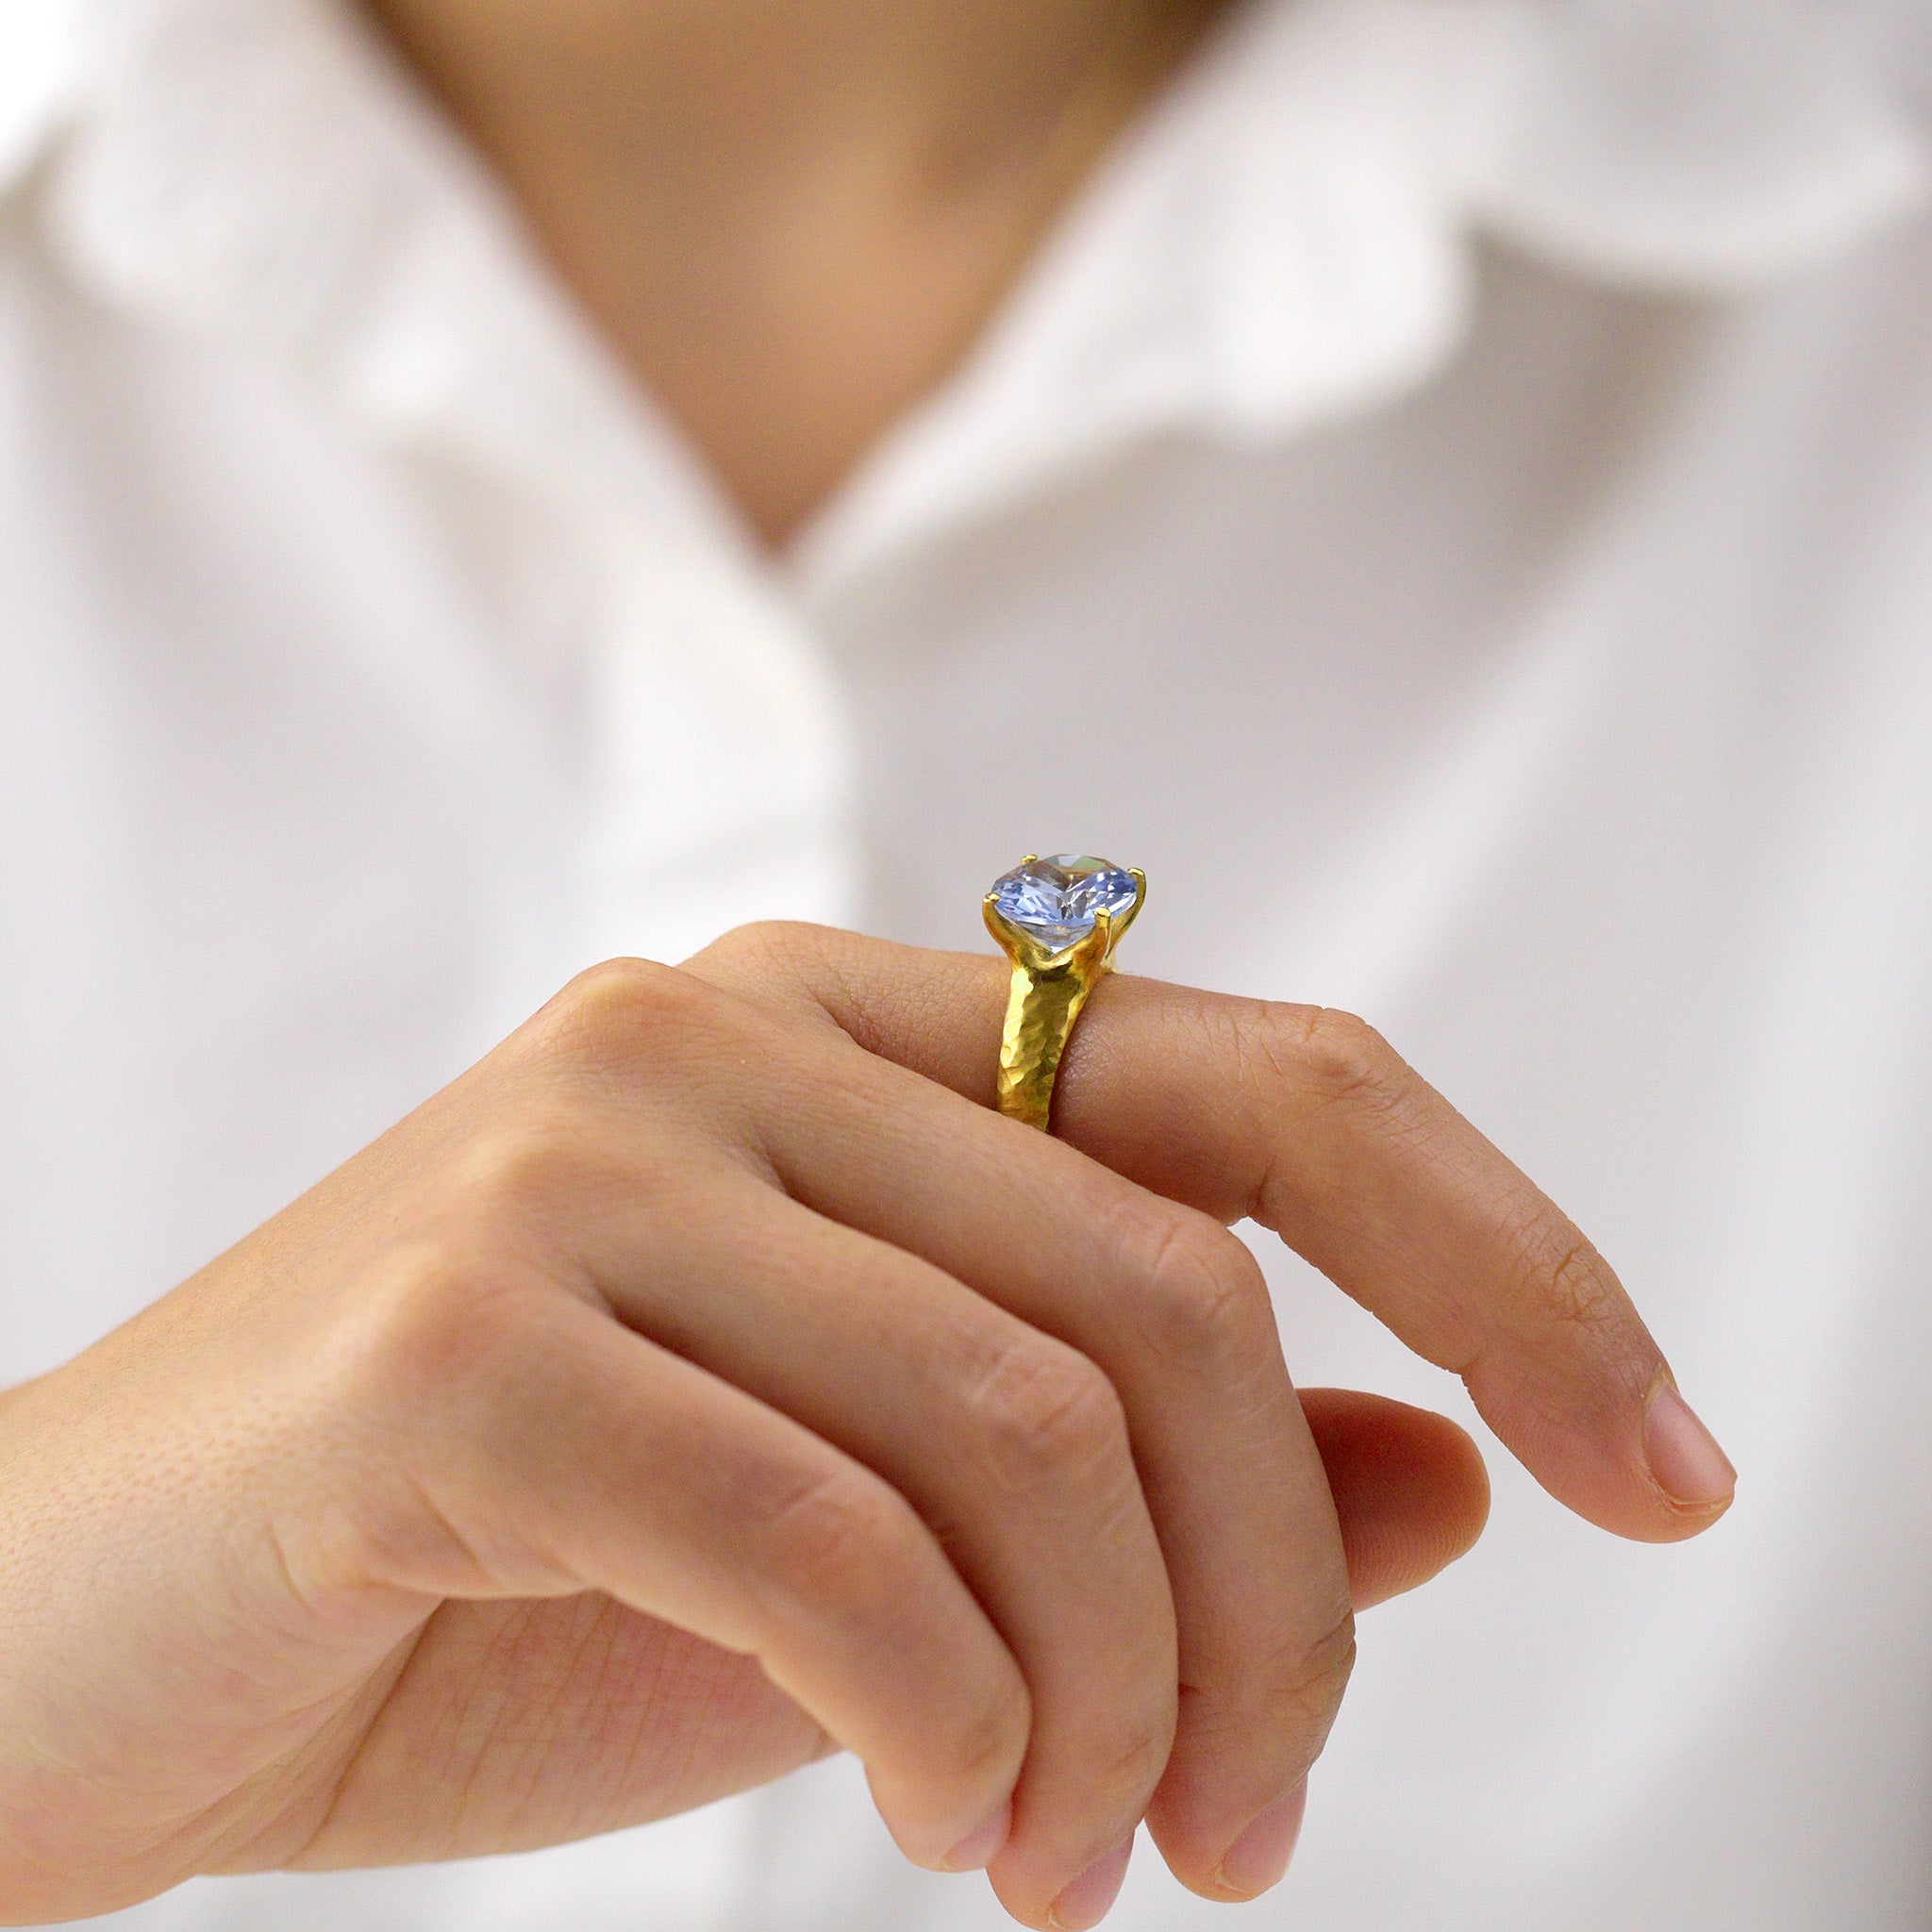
[352,1245,552,1417]
[1280,1005,1402,1106]
[450,1110,588,1222]
[1234,1007,1424,1227]
[1092,1719,1181,1815]
[947,1667,1034,1790]
[754,1463,927,1617]
[963,1336,1130,1492]
[1529,1228,1625,1339]
[1242,1609,1358,1767]
[538,957,722,1069]
[1123,1207,1275,1374]
[1283,1608,1359,1725]
[333,1260,587,1598]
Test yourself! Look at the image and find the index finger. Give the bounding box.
[689,924,1735,1543]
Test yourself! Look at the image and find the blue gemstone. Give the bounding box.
[991,854,1139,949]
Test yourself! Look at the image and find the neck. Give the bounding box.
[367,0,1226,543]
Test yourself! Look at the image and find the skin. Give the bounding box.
[364,0,1232,542]
[0,925,1730,1929]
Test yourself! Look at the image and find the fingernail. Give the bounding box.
[941,1797,1011,1873]
[1215,1780,1307,1896]
[1048,1836,1134,1930]
[1644,1380,1737,1507]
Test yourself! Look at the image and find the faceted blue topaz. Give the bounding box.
[991,854,1138,950]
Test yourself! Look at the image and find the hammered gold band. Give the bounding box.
[983,856,1145,1132]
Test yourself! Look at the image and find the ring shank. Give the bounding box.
[996,961,1104,1131]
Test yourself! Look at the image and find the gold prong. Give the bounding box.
[983,893,1019,958]
[1090,906,1115,947]
[1105,869,1146,948]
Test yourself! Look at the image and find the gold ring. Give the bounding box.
[983,854,1145,1131]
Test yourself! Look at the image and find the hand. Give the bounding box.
[0,924,1731,1928]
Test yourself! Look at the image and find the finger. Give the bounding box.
[687,925,1736,1543]
[1296,1390,1491,1610]
[375,1280,1031,1877]
[675,1008,1352,1905]
[562,1178,1178,1924]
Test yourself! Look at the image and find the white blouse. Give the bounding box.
[2,1,1929,1927]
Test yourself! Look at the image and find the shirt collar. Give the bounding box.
[4,0,1926,579]
[1482,0,1930,287]
[23,0,755,562]
[795,0,1930,584]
